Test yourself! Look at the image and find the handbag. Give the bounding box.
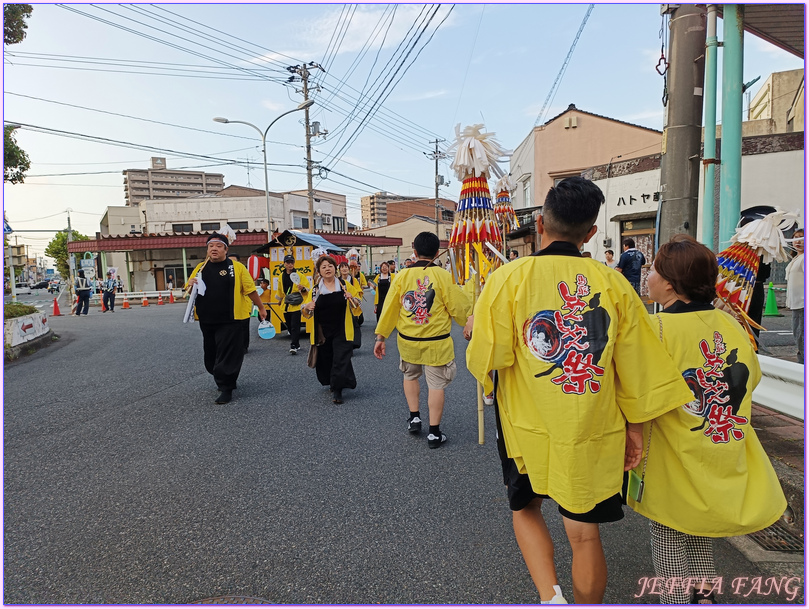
[307,323,326,368]
[284,292,303,306]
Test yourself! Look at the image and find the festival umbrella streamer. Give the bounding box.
[715,209,797,345]
[446,123,511,288]
[445,123,511,445]
[493,174,520,255]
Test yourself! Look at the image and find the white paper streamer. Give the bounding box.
[731,209,798,264]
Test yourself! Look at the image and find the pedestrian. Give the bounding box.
[74,270,91,316]
[616,237,646,295]
[786,228,804,364]
[187,233,267,404]
[166,274,174,290]
[373,232,472,449]
[603,249,617,269]
[102,271,116,312]
[338,261,363,349]
[258,277,273,314]
[509,249,519,261]
[369,261,394,322]
[272,254,310,355]
[301,255,363,404]
[629,234,787,604]
[465,177,694,604]
[348,261,368,325]
[116,276,123,292]
[388,260,397,273]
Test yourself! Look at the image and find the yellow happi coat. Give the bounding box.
[375,262,472,366]
[302,278,362,344]
[466,243,695,514]
[628,304,786,536]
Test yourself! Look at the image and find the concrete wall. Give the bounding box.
[139,196,284,233]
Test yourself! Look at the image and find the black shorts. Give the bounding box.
[493,379,624,524]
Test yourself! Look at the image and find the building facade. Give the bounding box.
[385,198,456,227]
[122,157,225,206]
[361,191,425,228]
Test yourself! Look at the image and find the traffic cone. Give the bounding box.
[157,293,164,305]
[169,290,175,304]
[101,294,107,312]
[122,294,130,309]
[142,295,150,307]
[52,297,62,316]
[763,281,782,317]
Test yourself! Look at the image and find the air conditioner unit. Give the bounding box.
[322,214,332,224]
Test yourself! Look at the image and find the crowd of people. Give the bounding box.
[181,177,793,604]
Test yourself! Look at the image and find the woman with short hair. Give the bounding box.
[302,256,362,404]
[628,234,787,604]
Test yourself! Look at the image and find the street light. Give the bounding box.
[213,98,314,242]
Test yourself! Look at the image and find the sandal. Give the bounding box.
[690,588,718,604]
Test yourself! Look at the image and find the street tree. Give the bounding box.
[4,4,33,45]
[4,5,34,184]
[4,126,31,184]
[45,230,90,280]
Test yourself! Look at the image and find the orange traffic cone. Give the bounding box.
[142,295,149,307]
[122,294,130,309]
[157,293,164,305]
[101,294,107,312]
[52,297,62,316]
[169,290,175,304]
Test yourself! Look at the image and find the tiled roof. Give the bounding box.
[541,104,662,134]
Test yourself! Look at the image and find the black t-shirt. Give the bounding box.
[195,260,235,323]
[617,248,646,283]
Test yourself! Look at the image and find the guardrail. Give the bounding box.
[753,355,804,420]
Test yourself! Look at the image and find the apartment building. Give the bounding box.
[122,157,224,206]
[361,191,425,228]
[386,198,456,226]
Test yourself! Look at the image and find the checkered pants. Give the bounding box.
[650,520,717,604]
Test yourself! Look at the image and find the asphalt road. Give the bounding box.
[3,298,799,604]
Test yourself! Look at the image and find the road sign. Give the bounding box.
[3,218,13,234]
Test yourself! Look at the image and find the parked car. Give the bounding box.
[31,281,49,290]
[14,283,32,295]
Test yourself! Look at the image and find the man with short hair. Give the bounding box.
[272,254,310,355]
[102,271,116,312]
[615,238,646,295]
[466,177,693,603]
[187,233,267,404]
[373,232,472,449]
[509,249,519,261]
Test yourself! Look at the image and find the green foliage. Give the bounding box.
[4,126,31,184]
[4,302,38,319]
[45,230,90,280]
[4,4,33,45]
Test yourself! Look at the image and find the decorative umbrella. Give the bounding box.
[446,124,511,288]
[715,209,797,343]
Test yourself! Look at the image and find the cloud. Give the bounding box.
[393,89,448,102]
[261,99,287,112]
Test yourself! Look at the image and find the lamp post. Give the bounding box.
[214,99,314,242]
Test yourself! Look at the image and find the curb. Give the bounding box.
[4,329,57,362]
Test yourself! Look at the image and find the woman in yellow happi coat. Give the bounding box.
[629,235,787,604]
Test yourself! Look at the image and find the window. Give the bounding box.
[522,180,531,207]
[172,223,193,233]
[293,216,309,230]
[229,221,248,230]
[200,222,221,231]
[332,217,345,232]
[442,210,453,222]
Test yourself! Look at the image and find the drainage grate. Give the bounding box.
[748,521,804,553]
[191,596,272,604]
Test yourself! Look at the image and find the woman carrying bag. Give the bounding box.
[302,256,363,404]
[368,261,395,322]
[627,235,787,604]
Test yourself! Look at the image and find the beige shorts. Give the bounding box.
[399,359,457,390]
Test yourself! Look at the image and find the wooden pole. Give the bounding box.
[473,247,485,444]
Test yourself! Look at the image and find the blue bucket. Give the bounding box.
[257,320,276,340]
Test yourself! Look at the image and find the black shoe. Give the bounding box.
[332,389,343,404]
[408,416,422,434]
[215,390,232,404]
[427,432,447,449]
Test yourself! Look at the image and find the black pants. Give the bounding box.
[200,320,249,391]
[76,292,90,315]
[352,316,362,349]
[285,310,301,349]
[243,317,250,352]
[315,332,357,392]
[103,291,115,311]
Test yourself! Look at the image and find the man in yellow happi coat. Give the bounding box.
[374,232,472,449]
[466,177,694,604]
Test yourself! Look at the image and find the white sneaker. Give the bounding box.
[483,393,494,406]
[541,585,567,604]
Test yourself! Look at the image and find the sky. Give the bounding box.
[3,2,804,262]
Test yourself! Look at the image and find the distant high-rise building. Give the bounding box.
[360,191,425,229]
[122,157,225,206]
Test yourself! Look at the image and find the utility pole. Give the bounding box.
[289,62,323,233]
[425,139,448,237]
[67,210,75,300]
[657,4,706,249]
